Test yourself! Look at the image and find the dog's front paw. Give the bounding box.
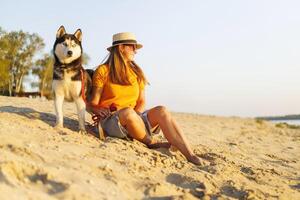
[54,123,63,129]
[53,124,68,135]
[79,129,88,135]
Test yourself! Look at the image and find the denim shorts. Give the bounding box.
[100,110,160,139]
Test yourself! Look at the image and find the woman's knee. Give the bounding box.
[154,105,170,118]
[118,107,139,125]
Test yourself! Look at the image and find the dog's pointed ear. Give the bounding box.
[74,29,82,42]
[56,26,66,38]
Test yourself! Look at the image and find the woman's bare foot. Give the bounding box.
[147,141,171,149]
[187,154,208,166]
[146,137,171,149]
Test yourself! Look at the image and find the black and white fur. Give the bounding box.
[52,25,93,133]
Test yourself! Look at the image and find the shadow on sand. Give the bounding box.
[0,106,79,132]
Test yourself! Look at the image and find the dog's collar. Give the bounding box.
[54,62,82,70]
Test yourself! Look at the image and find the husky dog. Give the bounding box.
[52,25,93,133]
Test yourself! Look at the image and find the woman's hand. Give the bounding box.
[94,107,111,119]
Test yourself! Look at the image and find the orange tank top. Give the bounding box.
[92,64,145,110]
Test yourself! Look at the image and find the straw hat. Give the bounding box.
[107,32,143,51]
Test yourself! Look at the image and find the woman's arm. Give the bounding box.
[134,89,146,114]
[87,86,110,117]
[89,86,102,106]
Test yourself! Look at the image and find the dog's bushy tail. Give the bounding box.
[84,69,94,102]
[85,69,94,79]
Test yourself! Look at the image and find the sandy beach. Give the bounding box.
[0,96,299,199]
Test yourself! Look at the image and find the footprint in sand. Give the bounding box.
[195,165,217,175]
[28,173,69,194]
[143,182,199,199]
[198,152,228,163]
[0,161,69,194]
[241,166,255,176]
[240,166,260,182]
[220,180,251,199]
[166,173,208,198]
[194,152,227,174]
[1,144,45,162]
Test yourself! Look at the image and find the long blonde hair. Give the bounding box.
[104,46,148,86]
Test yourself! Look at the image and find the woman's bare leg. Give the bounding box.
[118,108,169,148]
[118,108,150,143]
[170,117,207,165]
[147,106,206,165]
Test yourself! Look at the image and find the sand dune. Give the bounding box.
[0,96,299,199]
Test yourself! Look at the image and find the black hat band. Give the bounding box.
[112,39,137,45]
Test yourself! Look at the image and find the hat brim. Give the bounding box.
[107,43,143,51]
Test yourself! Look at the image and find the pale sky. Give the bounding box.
[2,0,300,117]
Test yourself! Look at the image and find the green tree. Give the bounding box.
[0,28,10,95]
[32,53,53,98]
[0,28,44,96]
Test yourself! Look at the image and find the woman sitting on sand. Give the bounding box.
[88,32,205,165]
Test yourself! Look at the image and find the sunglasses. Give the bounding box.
[124,44,137,51]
